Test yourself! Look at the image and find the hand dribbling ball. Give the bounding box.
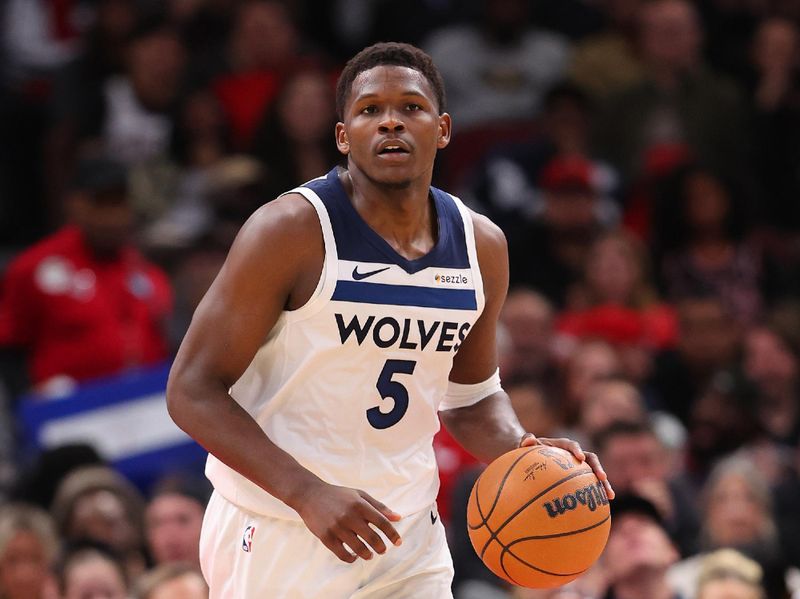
[467,446,611,588]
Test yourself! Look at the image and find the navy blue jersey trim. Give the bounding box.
[332,280,477,310]
[304,168,470,273]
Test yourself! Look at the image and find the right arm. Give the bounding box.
[166,195,400,562]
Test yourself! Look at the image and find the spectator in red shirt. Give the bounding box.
[559,230,678,348]
[0,157,173,393]
[212,0,318,151]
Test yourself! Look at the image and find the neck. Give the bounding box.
[340,165,436,260]
[88,245,123,262]
[77,228,124,261]
[344,160,433,206]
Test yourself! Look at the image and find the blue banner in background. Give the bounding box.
[17,363,207,492]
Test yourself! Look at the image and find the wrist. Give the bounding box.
[282,472,327,515]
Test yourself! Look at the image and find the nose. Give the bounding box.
[378,108,405,133]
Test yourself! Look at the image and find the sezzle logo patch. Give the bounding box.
[434,273,469,285]
[242,525,256,553]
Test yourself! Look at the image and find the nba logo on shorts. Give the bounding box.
[242,525,256,553]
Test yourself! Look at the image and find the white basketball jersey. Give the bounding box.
[206,167,485,520]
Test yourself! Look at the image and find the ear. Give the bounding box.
[437,113,452,150]
[335,122,350,155]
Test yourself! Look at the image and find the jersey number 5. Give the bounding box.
[368,359,417,429]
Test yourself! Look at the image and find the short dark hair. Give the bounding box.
[71,157,128,195]
[148,473,212,507]
[335,42,446,120]
[593,419,658,454]
[543,81,591,114]
[611,493,668,531]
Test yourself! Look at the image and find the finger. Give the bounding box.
[359,491,402,521]
[519,432,538,447]
[358,495,402,547]
[603,478,616,500]
[321,533,357,563]
[584,452,615,500]
[354,520,388,555]
[542,437,586,461]
[340,529,374,561]
[361,506,402,547]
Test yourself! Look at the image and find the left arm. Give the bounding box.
[440,212,614,498]
[440,213,522,461]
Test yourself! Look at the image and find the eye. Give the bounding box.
[406,103,422,111]
[360,105,378,115]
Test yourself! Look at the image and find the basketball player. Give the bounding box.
[167,42,614,598]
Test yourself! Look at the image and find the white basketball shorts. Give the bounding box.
[199,491,455,598]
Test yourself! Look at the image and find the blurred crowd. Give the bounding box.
[1,0,800,597]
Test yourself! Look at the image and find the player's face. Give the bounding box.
[336,65,451,188]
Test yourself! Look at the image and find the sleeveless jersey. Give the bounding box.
[205,167,485,520]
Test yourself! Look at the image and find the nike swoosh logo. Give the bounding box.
[352,265,390,281]
[430,511,438,525]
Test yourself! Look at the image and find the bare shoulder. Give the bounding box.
[237,193,321,250]
[469,210,507,250]
[218,192,323,306]
[226,192,323,272]
[470,210,508,295]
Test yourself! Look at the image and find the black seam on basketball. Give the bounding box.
[474,522,524,587]
[501,545,588,578]
[475,493,500,560]
[473,477,489,536]
[479,468,593,558]
[473,479,505,562]
[499,540,521,587]
[469,448,539,530]
[496,499,609,581]
[472,474,487,529]
[507,514,610,543]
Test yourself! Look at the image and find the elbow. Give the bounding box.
[165,367,194,431]
[166,362,229,433]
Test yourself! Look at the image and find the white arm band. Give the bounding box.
[439,368,502,411]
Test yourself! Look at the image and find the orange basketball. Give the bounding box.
[467,445,611,589]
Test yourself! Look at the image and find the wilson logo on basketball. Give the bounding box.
[542,482,609,518]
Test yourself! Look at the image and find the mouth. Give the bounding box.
[377,140,411,157]
[378,145,409,155]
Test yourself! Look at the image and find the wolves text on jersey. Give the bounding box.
[335,313,471,352]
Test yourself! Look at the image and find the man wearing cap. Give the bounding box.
[508,154,618,306]
[602,493,685,599]
[0,157,172,393]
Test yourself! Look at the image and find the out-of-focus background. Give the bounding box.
[1,1,800,598]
